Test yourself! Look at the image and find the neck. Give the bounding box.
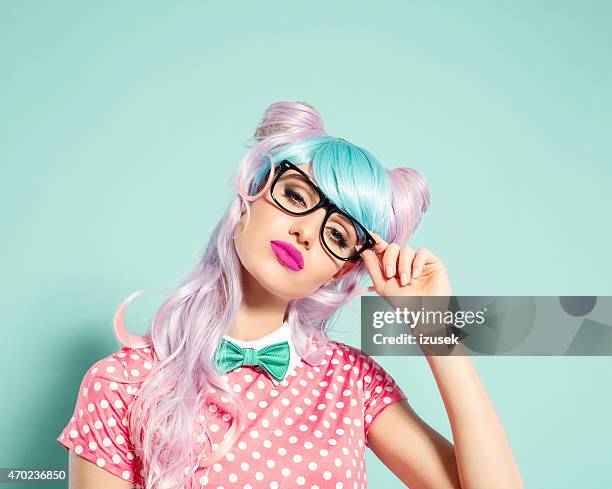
[227,265,290,341]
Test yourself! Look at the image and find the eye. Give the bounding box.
[283,186,307,207]
[325,226,350,249]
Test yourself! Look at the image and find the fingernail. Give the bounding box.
[386,265,393,278]
[400,272,408,286]
[412,267,419,279]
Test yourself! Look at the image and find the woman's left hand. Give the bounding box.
[360,231,453,298]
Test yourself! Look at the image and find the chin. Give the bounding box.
[237,241,317,298]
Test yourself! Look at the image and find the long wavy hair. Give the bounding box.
[106,101,431,488]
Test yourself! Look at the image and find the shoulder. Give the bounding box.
[326,340,402,386]
[83,344,157,387]
[327,340,379,369]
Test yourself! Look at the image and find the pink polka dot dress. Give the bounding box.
[57,322,407,488]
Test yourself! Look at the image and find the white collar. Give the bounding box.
[222,321,301,386]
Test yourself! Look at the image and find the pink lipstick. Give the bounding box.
[270,240,304,271]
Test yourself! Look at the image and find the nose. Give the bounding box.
[290,208,327,251]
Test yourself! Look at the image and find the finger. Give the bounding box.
[359,249,386,292]
[412,247,432,279]
[382,242,401,279]
[398,245,417,286]
[367,230,389,256]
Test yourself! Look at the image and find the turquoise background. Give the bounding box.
[1,1,611,487]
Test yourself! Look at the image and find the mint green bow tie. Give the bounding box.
[213,338,290,382]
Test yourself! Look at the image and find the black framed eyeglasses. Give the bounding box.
[269,160,376,261]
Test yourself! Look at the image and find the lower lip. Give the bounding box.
[270,242,303,271]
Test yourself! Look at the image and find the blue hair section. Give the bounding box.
[248,136,393,241]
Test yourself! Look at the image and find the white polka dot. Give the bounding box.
[106,366,116,373]
[281,467,291,476]
[210,424,219,432]
[323,470,332,480]
[87,403,95,413]
[108,417,117,427]
[94,420,103,430]
[126,452,134,461]
[69,430,78,438]
[255,471,264,480]
[112,454,121,464]
[229,473,238,482]
[96,458,105,467]
[114,399,124,409]
[89,441,98,451]
[103,438,112,447]
[308,461,317,470]
[82,424,90,434]
[296,476,306,485]
[240,462,249,471]
[100,399,109,409]
[122,470,130,480]
[116,435,125,445]
[74,445,83,454]
[213,463,222,472]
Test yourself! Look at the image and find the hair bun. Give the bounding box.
[253,101,326,141]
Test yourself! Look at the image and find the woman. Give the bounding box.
[57,101,523,489]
